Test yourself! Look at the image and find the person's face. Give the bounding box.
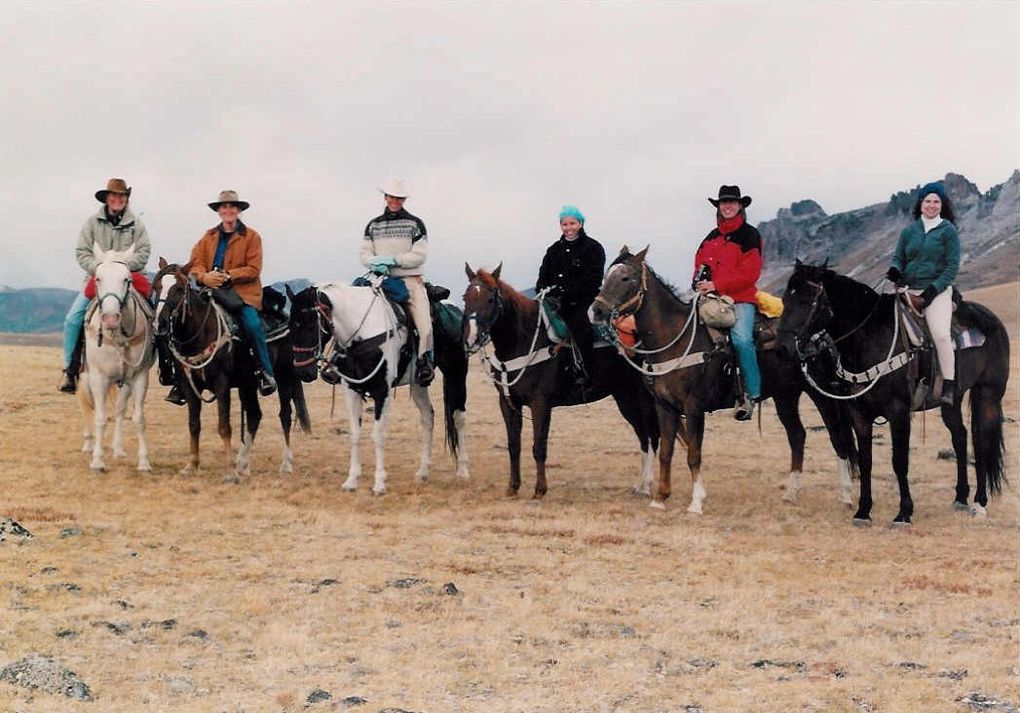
[718,200,741,220]
[218,203,240,225]
[385,194,406,212]
[560,217,582,239]
[921,194,942,219]
[106,193,128,213]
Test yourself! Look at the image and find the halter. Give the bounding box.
[590,261,647,319]
[291,298,333,368]
[463,280,505,352]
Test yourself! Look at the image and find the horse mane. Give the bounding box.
[612,250,691,308]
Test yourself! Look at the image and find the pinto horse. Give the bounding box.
[588,247,859,514]
[777,261,1009,525]
[286,280,469,494]
[152,259,310,480]
[463,264,660,499]
[79,245,156,472]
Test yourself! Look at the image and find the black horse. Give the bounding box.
[152,259,310,480]
[463,264,660,499]
[589,247,859,514]
[777,261,1009,525]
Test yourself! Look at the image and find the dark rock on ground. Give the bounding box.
[0,654,93,701]
[306,688,332,703]
[441,582,459,596]
[0,518,33,542]
[937,449,956,460]
[898,661,927,671]
[938,668,968,681]
[113,599,133,609]
[341,696,368,706]
[40,566,58,574]
[49,582,81,593]
[389,578,425,589]
[94,620,130,635]
[141,618,177,630]
[958,692,1020,712]
[750,659,807,673]
[55,629,77,640]
[378,709,421,713]
[59,527,82,538]
[311,578,340,593]
[188,629,208,640]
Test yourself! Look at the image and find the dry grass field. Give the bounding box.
[1,283,1017,713]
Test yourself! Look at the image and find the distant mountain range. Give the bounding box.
[2,172,1016,333]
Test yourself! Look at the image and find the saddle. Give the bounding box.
[210,286,290,344]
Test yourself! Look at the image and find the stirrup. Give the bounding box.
[733,397,755,422]
[258,372,277,397]
[416,355,434,387]
[165,385,186,406]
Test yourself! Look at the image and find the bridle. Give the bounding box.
[590,260,648,320]
[778,278,833,357]
[291,295,333,368]
[463,280,504,352]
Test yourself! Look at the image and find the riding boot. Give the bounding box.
[733,395,755,422]
[156,338,176,386]
[59,336,84,393]
[165,384,186,406]
[58,369,77,394]
[939,379,956,407]
[416,351,435,387]
[258,371,278,397]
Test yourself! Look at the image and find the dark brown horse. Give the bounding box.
[152,259,309,480]
[588,247,859,514]
[463,264,660,499]
[777,261,1009,525]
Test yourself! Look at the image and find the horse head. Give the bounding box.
[93,245,137,330]
[462,262,503,353]
[776,259,835,358]
[589,244,649,325]
[152,257,194,336]
[286,284,327,383]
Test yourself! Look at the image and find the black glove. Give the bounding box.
[920,286,937,308]
[885,266,902,284]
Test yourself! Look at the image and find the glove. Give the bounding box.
[371,256,397,268]
[919,286,937,308]
[885,266,902,284]
[370,262,390,275]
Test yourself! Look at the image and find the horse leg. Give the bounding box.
[889,406,914,526]
[371,390,392,496]
[651,407,678,509]
[216,384,235,482]
[88,372,109,472]
[612,388,655,497]
[277,376,294,475]
[850,410,874,524]
[453,408,470,480]
[79,381,95,454]
[531,399,552,499]
[410,383,435,482]
[499,395,523,497]
[774,395,806,503]
[941,399,970,511]
[111,383,129,459]
[235,385,261,478]
[182,393,202,476]
[812,395,857,507]
[132,369,151,472]
[341,385,364,491]
[685,410,707,515]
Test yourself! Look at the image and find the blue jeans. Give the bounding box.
[239,305,274,377]
[62,293,90,368]
[731,302,761,399]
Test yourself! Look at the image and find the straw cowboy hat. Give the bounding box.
[95,178,132,202]
[379,177,409,199]
[208,190,250,212]
[708,185,752,207]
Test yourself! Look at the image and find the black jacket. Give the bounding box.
[536,230,606,310]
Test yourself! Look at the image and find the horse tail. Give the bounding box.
[442,354,468,459]
[970,383,1007,496]
[292,379,312,434]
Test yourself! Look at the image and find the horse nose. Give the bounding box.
[588,303,606,324]
[101,312,121,330]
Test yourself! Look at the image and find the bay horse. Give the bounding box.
[588,247,859,514]
[286,279,469,494]
[152,259,310,480]
[462,264,660,499]
[79,245,156,472]
[777,261,1009,525]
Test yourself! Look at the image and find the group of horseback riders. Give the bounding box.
[59,176,962,418]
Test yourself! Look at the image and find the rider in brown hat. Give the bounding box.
[59,178,152,393]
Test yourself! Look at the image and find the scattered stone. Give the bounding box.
[384,620,402,629]
[618,625,637,638]
[750,659,807,673]
[0,518,33,543]
[937,668,967,681]
[166,676,195,695]
[683,706,703,713]
[957,692,1020,712]
[48,583,81,593]
[851,697,874,712]
[114,599,134,610]
[378,709,421,713]
[59,527,82,539]
[687,658,718,670]
[188,629,208,640]
[699,597,718,609]
[0,654,92,701]
[389,578,425,589]
[94,620,130,636]
[441,582,459,596]
[898,661,927,671]
[937,449,956,460]
[311,578,340,593]
[40,566,58,574]
[341,695,368,707]
[807,425,828,432]
[306,688,332,704]
[141,618,177,631]
[55,630,77,640]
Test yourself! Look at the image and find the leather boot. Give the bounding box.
[165,384,186,405]
[258,372,278,397]
[416,352,435,387]
[940,380,956,407]
[58,369,77,394]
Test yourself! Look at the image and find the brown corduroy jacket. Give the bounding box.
[189,223,264,310]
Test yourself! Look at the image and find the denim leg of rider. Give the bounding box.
[62,293,91,368]
[238,306,274,377]
[731,302,761,399]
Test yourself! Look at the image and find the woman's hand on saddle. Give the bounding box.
[370,256,397,275]
[696,280,716,295]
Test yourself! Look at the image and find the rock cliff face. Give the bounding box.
[758,171,1019,292]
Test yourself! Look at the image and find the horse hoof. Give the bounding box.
[952,501,970,512]
[649,500,666,511]
[341,481,357,492]
[890,520,912,530]
[632,486,651,498]
[970,504,988,519]
[180,464,197,477]
[90,464,106,473]
[506,488,519,498]
[686,507,703,516]
[114,450,127,459]
[222,474,241,485]
[137,462,152,473]
[415,471,429,483]
[782,491,799,504]
[279,464,293,476]
[851,517,871,528]
[372,487,386,496]
[456,467,470,480]
[840,497,854,508]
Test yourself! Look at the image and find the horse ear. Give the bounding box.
[822,258,830,269]
[794,258,802,269]
[285,284,296,300]
[464,262,475,281]
[177,261,193,282]
[159,256,168,270]
[618,245,631,258]
[492,262,502,280]
[634,245,649,262]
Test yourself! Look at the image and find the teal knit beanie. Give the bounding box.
[558,205,585,224]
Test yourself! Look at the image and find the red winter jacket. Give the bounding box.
[692,220,763,304]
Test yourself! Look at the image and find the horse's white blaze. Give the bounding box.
[453,409,470,479]
[466,319,478,349]
[836,457,854,506]
[153,274,175,324]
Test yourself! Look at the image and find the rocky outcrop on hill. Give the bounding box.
[758,171,1020,292]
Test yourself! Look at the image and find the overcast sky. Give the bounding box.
[1,1,1017,293]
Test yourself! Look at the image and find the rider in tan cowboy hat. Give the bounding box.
[59,178,152,393]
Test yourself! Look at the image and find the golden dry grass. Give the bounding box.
[0,283,1018,712]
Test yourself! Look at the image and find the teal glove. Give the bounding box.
[370,262,390,275]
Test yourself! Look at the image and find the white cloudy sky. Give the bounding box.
[1,1,1017,293]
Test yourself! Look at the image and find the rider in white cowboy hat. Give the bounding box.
[59,178,152,394]
[359,177,434,386]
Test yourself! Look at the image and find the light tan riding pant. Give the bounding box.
[915,286,955,379]
[400,275,433,356]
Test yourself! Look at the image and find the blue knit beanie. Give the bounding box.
[918,181,947,202]
[559,205,585,224]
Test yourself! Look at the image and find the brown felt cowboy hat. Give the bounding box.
[95,178,132,203]
[208,189,250,212]
[708,185,752,208]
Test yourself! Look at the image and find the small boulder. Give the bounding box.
[306,688,332,704]
[441,582,459,596]
[0,654,92,701]
[0,518,33,543]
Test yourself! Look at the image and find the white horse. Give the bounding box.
[79,245,155,472]
[316,280,438,495]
